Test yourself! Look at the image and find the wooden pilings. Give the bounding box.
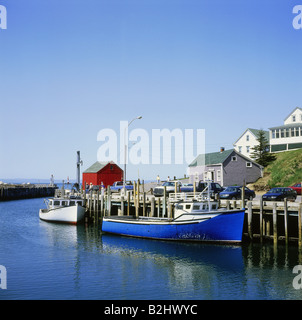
[240,198,302,247]
[84,189,302,246]
[84,185,170,224]
[0,184,57,201]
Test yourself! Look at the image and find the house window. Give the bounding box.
[246,135,249,142]
[246,146,250,153]
[246,162,252,168]
[296,127,300,136]
[217,170,221,181]
[238,146,242,153]
[286,129,290,138]
[281,129,285,138]
[276,130,280,138]
[293,115,296,122]
[204,171,208,180]
[232,156,237,161]
[272,130,276,139]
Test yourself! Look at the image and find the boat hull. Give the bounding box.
[102,210,245,243]
[39,204,86,224]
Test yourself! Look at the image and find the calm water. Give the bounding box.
[0,198,302,300]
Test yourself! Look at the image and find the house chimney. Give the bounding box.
[220,147,225,153]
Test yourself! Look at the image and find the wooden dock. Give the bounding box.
[83,183,302,247]
[0,184,57,201]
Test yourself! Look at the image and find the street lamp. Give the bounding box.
[123,116,142,190]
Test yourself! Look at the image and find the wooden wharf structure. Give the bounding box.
[0,184,57,201]
[82,181,302,247]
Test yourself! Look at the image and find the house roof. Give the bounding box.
[284,107,302,122]
[189,149,234,167]
[189,148,263,168]
[83,161,115,173]
[248,128,269,140]
[233,128,269,145]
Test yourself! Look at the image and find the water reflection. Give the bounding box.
[37,222,302,299]
[98,231,245,299]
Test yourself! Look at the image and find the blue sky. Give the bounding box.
[0,0,302,181]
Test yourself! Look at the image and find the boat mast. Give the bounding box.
[76,151,83,189]
[207,179,211,209]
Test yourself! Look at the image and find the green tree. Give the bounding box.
[250,129,275,167]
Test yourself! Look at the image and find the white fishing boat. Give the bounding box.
[39,196,86,224]
[39,151,86,224]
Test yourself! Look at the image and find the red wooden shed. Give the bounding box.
[82,161,123,188]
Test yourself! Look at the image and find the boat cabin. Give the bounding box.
[48,198,84,208]
[174,201,219,218]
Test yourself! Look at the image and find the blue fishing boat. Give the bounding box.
[102,189,245,243]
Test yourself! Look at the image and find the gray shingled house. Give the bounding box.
[188,149,263,187]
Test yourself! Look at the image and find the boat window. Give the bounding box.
[54,201,60,206]
[193,205,200,210]
[185,204,191,210]
[76,201,83,205]
[212,204,217,210]
[69,201,75,206]
[61,201,67,206]
[176,204,183,210]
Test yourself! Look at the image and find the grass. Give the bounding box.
[253,149,302,190]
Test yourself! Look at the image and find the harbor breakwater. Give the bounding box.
[0,184,57,201]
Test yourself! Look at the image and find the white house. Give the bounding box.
[269,107,302,152]
[233,128,269,159]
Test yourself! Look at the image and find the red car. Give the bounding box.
[289,183,301,195]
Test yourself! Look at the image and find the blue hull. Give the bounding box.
[102,210,245,243]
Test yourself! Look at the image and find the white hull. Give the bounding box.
[39,204,86,224]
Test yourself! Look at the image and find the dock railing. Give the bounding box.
[169,184,210,202]
[169,192,209,202]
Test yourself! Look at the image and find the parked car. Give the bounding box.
[180,181,224,198]
[289,183,301,195]
[262,187,297,201]
[111,181,133,193]
[179,183,194,192]
[197,182,224,198]
[219,186,256,200]
[153,181,182,197]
